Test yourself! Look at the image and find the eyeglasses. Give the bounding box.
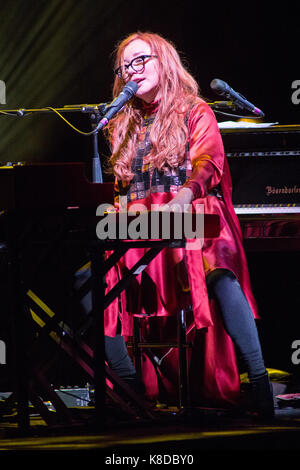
[114,54,157,80]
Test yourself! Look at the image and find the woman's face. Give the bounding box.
[121,38,160,103]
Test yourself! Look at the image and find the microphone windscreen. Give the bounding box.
[123,81,138,98]
[210,79,226,93]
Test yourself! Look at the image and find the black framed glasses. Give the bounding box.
[114,54,157,80]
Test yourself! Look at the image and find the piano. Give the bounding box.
[221,124,300,251]
[0,161,114,210]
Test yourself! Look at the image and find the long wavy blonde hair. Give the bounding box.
[107,32,201,181]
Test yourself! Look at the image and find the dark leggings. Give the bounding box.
[106,269,266,380]
[206,269,266,379]
[105,334,137,378]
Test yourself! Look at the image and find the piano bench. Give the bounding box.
[128,308,193,409]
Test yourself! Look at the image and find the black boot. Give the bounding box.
[249,371,275,420]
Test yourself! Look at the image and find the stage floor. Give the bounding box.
[0,403,300,456]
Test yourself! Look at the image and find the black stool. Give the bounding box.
[131,307,193,409]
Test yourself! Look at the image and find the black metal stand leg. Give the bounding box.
[178,308,189,409]
[133,316,143,380]
[90,243,106,426]
[7,220,30,429]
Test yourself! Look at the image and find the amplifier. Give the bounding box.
[54,387,91,407]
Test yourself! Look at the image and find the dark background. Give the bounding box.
[0,0,299,167]
[0,0,299,387]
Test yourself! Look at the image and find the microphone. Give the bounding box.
[97,81,138,130]
[210,78,264,118]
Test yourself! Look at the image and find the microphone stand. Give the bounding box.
[207,101,263,119]
[87,109,103,183]
[0,103,107,183]
[79,103,107,183]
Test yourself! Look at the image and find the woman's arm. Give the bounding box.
[163,100,224,211]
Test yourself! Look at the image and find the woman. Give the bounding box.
[104,31,274,417]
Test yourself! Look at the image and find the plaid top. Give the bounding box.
[115,115,193,205]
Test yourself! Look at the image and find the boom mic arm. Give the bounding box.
[210,78,265,118]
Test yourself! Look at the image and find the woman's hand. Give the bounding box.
[160,187,194,212]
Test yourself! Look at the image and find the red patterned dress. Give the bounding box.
[104,99,258,407]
